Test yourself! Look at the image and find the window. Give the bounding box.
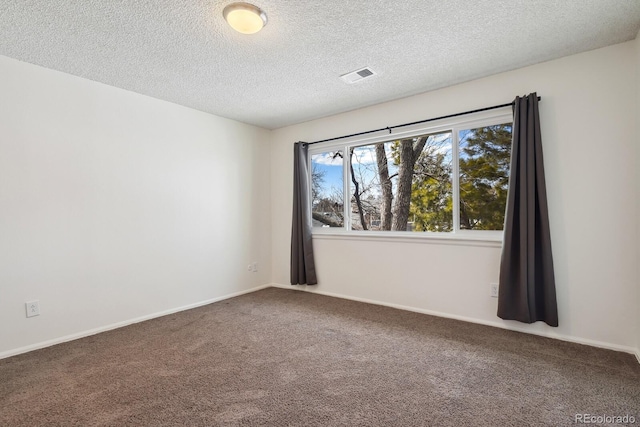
[311,150,344,228]
[348,132,453,231]
[458,124,512,230]
[309,112,512,239]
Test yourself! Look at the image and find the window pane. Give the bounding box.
[458,124,512,230]
[409,132,453,232]
[311,151,344,228]
[349,132,452,231]
[349,144,387,230]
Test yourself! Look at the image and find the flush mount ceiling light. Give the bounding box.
[223,3,267,34]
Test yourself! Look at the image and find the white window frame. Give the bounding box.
[308,108,513,245]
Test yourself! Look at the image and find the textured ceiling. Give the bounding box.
[1,1,640,129]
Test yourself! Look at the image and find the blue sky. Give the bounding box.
[311,151,343,200]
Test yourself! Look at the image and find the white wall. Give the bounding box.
[0,56,272,357]
[635,31,640,360]
[271,41,639,353]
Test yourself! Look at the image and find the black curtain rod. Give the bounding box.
[305,96,541,145]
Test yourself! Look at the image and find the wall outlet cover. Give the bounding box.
[25,300,40,317]
[490,283,499,298]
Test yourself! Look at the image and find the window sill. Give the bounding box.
[311,229,503,247]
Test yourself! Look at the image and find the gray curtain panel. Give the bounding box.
[498,93,558,327]
[290,142,318,285]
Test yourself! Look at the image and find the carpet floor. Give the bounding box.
[1,287,638,426]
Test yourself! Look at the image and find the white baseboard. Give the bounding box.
[0,284,271,360]
[270,283,640,360]
[6,282,638,365]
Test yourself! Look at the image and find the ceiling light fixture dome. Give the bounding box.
[223,3,267,35]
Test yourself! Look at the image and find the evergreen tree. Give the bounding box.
[458,124,511,230]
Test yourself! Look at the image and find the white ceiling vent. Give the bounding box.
[340,67,376,84]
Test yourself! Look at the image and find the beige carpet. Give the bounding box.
[1,287,638,426]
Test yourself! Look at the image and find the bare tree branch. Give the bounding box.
[349,148,368,230]
[375,143,393,230]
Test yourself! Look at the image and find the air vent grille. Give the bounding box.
[340,67,376,84]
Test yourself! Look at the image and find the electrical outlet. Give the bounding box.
[251,262,258,272]
[25,300,40,317]
[490,283,499,298]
